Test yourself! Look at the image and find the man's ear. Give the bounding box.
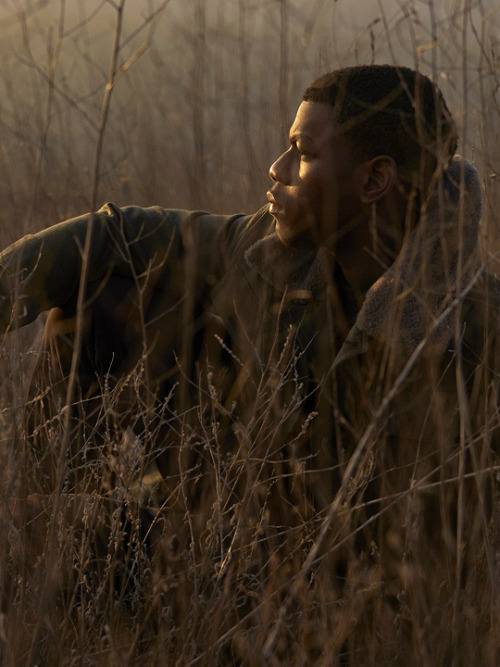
[358,155,398,204]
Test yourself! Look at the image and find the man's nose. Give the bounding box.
[269,150,290,184]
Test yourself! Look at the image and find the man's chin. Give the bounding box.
[275,220,317,248]
[274,221,295,245]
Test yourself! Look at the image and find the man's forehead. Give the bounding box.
[290,101,340,141]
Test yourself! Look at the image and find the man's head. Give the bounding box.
[303,65,457,190]
[268,64,457,257]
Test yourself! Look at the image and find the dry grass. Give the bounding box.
[1,0,500,664]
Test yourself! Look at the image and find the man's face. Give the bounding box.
[267,100,364,245]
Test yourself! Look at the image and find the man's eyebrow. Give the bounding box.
[289,132,315,145]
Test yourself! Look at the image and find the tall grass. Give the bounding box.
[1,0,500,664]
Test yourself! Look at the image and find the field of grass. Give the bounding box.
[1,0,500,664]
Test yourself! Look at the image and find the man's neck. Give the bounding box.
[332,198,410,297]
[338,252,387,297]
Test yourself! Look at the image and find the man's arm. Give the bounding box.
[0,202,256,333]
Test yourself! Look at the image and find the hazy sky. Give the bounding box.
[1,0,499,221]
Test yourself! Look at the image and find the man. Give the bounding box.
[1,65,498,660]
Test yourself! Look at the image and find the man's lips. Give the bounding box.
[266,190,280,215]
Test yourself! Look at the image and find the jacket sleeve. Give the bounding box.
[0,202,253,332]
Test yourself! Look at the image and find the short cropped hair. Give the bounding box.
[303,65,457,193]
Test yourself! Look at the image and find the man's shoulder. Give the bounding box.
[464,270,500,316]
[461,270,500,366]
[93,202,273,254]
[216,205,275,246]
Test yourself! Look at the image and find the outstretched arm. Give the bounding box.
[0,202,251,333]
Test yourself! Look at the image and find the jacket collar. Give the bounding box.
[244,231,329,299]
[355,157,482,356]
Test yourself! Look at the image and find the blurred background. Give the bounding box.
[0,0,499,257]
